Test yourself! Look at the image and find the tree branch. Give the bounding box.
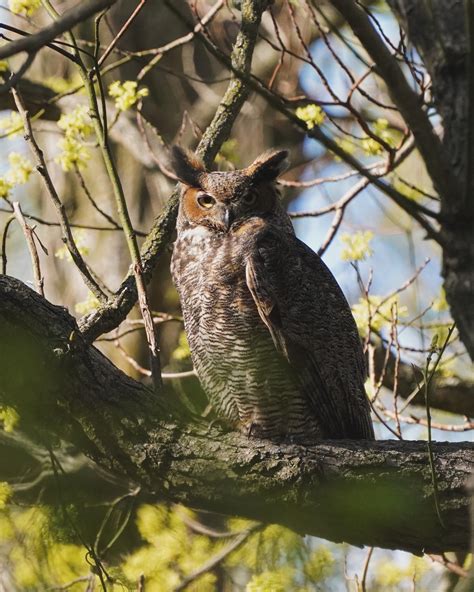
[0,0,118,60]
[161,0,445,245]
[328,0,461,203]
[0,275,472,555]
[374,345,474,417]
[78,0,270,342]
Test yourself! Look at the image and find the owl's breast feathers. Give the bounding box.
[171,218,374,441]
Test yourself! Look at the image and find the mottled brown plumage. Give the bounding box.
[170,146,374,441]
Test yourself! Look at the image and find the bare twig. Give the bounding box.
[428,554,469,578]
[137,0,225,82]
[424,325,456,529]
[0,0,118,59]
[328,0,459,202]
[360,546,374,592]
[0,51,37,94]
[11,87,107,301]
[12,201,44,296]
[74,165,120,230]
[0,206,147,235]
[317,177,369,256]
[97,0,146,67]
[174,525,261,591]
[1,215,15,275]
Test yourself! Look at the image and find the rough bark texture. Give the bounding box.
[386,0,474,360]
[0,275,472,555]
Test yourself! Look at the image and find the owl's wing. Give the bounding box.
[246,229,374,439]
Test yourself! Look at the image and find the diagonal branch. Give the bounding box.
[327,0,461,203]
[0,0,118,60]
[161,1,445,243]
[79,0,270,342]
[374,344,474,418]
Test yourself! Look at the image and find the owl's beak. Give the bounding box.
[217,205,234,232]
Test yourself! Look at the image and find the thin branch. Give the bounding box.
[0,0,118,59]
[79,0,270,342]
[11,87,107,301]
[174,525,261,591]
[424,325,456,529]
[137,0,225,82]
[360,546,374,592]
[97,0,146,67]
[1,215,15,275]
[327,0,460,202]
[0,51,37,94]
[74,165,120,230]
[12,201,44,296]
[0,23,78,62]
[429,554,469,578]
[0,207,147,236]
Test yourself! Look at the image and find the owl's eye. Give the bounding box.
[197,193,216,209]
[242,192,257,206]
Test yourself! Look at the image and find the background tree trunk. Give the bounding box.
[387,0,474,359]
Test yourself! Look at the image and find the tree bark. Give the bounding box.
[386,0,474,360]
[0,275,472,555]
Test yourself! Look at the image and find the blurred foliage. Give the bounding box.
[172,331,191,362]
[215,139,240,167]
[295,105,325,130]
[340,230,374,262]
[56,105,94,171]
[0,406,20,432]
[108,81,149,112]
[0,111,24,138]
[75,291,101,315]
[361,119,396,156]
[352,295,408,338]
[0,497,445,591]
[55,229,90,261]
[8,0,40,16]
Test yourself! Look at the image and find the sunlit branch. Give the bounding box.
[11,88,109,301]
[79,0,271,343]
[0,0,118,59]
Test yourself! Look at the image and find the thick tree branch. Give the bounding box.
[0,275,472,555]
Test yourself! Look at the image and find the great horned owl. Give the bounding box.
[170,147,374,441]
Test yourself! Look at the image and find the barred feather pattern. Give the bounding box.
[171,223,323,440]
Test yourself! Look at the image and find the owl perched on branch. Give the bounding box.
[170,147,374,441]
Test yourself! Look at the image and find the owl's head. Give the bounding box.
[171,146,289,232]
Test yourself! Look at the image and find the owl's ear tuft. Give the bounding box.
[170,146,206,187]
[245,150,289,183]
